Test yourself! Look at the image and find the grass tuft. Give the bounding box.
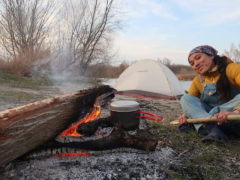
[0,71,53,89]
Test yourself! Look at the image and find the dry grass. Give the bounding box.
[0,50,50,76]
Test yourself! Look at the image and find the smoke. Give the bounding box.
[49,71,93,94]
[31,51,93,94]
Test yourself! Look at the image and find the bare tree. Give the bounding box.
[0,0,57,75]
[58,0,124,76]
[223,43,240,63]
[157,57,171,67]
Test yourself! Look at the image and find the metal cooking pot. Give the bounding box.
[109,100,164,130]
[109,101,140,130]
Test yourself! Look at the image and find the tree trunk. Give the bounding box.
[0,86,115,167]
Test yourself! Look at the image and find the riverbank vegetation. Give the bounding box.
[85,60,196,80]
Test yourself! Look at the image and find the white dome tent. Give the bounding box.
[114,59,185,99]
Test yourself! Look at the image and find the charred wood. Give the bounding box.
[34,119,157,152]
[59,128,157,151]
[77,117,113,136]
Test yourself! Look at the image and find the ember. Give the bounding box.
[54,152,91,157]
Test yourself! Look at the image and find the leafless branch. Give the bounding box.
[0,0,58,62]
[57,0,124,76]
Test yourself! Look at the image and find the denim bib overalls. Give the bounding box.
[181,79,240,135]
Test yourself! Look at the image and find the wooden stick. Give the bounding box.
[170,115,240,125]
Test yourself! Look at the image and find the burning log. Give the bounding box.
[0,86,115,167]
[57,126,157,151]
[76,117,157,151]
[30,117,157,156]
[77,117,113,136]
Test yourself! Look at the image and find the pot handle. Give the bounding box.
[136,111,163,122]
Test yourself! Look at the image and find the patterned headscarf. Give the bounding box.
[188,45,218,59]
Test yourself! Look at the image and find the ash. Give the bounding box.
[0,146,179,180]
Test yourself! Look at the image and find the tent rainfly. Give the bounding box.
[114,60,185,99]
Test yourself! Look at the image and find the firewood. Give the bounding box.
[0,86,115,167]
[33,127,157,152]
[33,118,158,153]
[77,117,113,136]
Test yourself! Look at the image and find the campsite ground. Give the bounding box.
[0,72,240,179]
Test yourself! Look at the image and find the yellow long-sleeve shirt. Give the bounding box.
[189,59,240,102]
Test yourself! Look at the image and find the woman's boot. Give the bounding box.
[201,123,229,143]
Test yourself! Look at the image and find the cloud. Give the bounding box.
[173,0,240,26]
[126,0,240,25]
[126,0,179,20]
[114,32,188,64]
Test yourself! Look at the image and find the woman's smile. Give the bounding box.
[189,53,215,74]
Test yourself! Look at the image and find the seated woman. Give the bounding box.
[178,45,240,143]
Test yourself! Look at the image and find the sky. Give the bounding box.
[115,0,240,65]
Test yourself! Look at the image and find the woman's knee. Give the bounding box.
[180,94,198,105]
[231,94,240,102]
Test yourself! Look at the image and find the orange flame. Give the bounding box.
[54,152,91,157]
[59,100,101,137]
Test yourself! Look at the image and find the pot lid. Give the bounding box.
[109,101,140,112]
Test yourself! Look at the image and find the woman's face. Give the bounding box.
[188,53,215,74]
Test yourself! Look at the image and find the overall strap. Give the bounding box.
[198,75,205,83]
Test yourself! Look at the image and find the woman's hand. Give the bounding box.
[214,110,240,125]
[178,113,188,125]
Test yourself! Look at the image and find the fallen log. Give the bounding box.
[0,86,115,167]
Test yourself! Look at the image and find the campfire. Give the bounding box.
[0,85,158,167]
[53,101,101,157]
[28,101,158,159]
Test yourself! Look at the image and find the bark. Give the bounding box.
[0,85,115,167]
